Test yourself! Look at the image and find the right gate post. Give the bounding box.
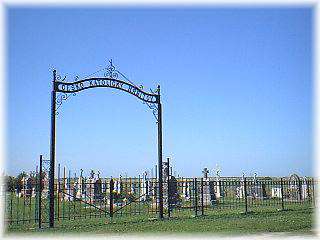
[157,85,164,219]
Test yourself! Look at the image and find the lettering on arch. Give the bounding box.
[54,78,159,104]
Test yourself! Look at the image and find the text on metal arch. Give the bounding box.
[54,77,159,104]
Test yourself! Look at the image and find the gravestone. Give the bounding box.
[94,179,103,201]
[141,172,148,201]
[73,179,79,200]
[236,173,246,199]
[114,177,122,194]
[209,181,218,205]
[202,179,211,206]
[130,181,135,195]
[271,183,282,198]
[79,169,85,197]
[214,165,224,198]
[214,168,224,198]
[62,176,69,201]
[16,178,22,197]
[202,168,209,180]
[253,183,267,199]
[288,174,302,201]
[301,178,309,200]
[168,176,180,208]
[215,180,224,198]
[236,186,245,199]
[149,178,157,200]
[87,170,96,202]
[25,177,33,197]
[182,179,191,200]
[250,174,268,199]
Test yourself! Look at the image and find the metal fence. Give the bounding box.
[3,176,315,228]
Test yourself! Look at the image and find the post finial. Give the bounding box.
[53,69,57,82]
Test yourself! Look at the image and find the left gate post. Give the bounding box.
[49,69,57,227]
[38,155,43,229]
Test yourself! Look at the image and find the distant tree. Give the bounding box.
[5,175,16,192]
[29,171,38,184]
[16,171,27,192]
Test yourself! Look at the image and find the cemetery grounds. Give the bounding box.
[4,175,316,235]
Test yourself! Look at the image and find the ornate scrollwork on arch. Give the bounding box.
[54,72,78,116]
[144,102,159,123]
[53,60,160,121]
[55,92,77,115]
[103,60,119,79]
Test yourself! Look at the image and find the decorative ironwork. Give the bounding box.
[144,102,159,122]
[55,74,77,115]
[55,92,76,114]
[54,73,81,115]
[56,75,66,82]
[49,59,164,226]
[53,60,159,119]
[103,59,119,79]
[39,155,51,228]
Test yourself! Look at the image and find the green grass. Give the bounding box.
[5,205,315,235]
[4,192,315,235]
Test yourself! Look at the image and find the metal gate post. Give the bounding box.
[280,178,284,210]
[157,85,164,219]
[167,158,170,218]
[49,69,57,227]
[201,178,204,215]
[194,178,198,216]
[109,178,114,218]
[38,155,43,229]
[298,179,302,203]
[244,177,248,214]
[312,178,315,206]
[307,179,311,203]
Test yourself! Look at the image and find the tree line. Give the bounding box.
[4,171,46,192]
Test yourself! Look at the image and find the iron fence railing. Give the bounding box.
[3,177,316,227]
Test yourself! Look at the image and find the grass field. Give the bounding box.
[5,204,315,235]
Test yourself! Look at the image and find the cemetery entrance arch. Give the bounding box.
[48,61,164,227]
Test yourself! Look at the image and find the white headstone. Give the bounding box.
[271,187,282,198]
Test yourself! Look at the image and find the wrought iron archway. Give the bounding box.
[48,60,164,227]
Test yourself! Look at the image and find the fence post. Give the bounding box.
[201,178,204,216]
[312,178,315,207]
[280,178,284,210]
[34,165,38,223]
[167,158,170,218]
[57,163,60,221]
[109,178,114,218]
[38,155,43,229]
[194,178,198,216]
[298,179,302,204]
[306,178,311,203]
[244,177,248,214]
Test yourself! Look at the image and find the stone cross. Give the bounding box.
[242,172,245,180]
[90,170,95,179]
[202,168,209,179]
[215,165,221,178]
[253,173,257,182]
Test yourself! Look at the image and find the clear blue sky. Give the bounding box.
[6,6,313,178]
